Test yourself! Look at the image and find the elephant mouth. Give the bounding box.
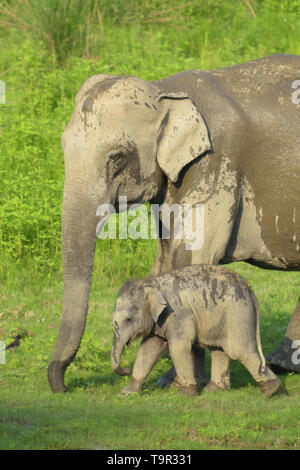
[114,189,146,213]
[126,333,138,348]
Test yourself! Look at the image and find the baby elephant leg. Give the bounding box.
[240,352,281,397]
[158,346,208,388]
[168,339,199,397]
[191,345,209,387]
[204,350,231,392]
[121,334,168,396]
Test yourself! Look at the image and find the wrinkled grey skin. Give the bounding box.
[112,265,281,398]
[48,54,300,392]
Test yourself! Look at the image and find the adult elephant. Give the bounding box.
[48,54,300,392]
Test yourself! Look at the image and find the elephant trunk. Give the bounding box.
[48,180,98,392]
[111,332,130,376]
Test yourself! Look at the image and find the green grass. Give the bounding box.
[0,0,299,450]
[0,260,299,450]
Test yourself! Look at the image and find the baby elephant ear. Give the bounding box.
[144,286,168,324]
[156,92,211,183]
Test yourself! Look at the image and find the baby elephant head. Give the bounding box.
[111,281,168,375]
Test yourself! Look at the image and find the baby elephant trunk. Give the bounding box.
[111,332,130,376]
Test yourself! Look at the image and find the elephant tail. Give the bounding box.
[251,290,266,373]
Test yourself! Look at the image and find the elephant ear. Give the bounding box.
[156,92,211,183]
[145,286,168,324]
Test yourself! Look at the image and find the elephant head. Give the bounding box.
[48,74,211,392]
[111,282,168,375]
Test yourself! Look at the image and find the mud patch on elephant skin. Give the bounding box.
[172,243,192,270]
[157,111,170,149]
[168,150,217,203]
[118,279,145,300]
[170,277,183,307]
[88,77,126,102]
[223,270,248,301]
[82,96,94,114]
[237,128,300,267]
[222,175,294,269]
[210,278,218,305]
[202,288,208,309]
[218,280,227,301]
[203,277,227,306]
[78,76,126,119]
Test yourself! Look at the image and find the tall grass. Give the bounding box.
[0,0,299,279]
[0,1,299,66]
[0,0,104,64]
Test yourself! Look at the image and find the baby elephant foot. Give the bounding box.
[170,377,181,389]
[259,377,281,398]
[179,384,198,397]
[203,380,230,393]
[121,378,143,396]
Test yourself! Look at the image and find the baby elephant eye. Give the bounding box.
[126,317,132,323]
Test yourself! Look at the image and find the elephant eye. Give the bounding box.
[126,317,132,323]
[109,152,123,163]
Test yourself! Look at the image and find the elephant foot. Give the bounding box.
[158,366,208,388]
[259,377,281,398]
[203,380,229,393]
[266,337,300,374]
[48,361,69,393]
[50,384,68,393]
[121,377,143,396]
[157,351,209,388]
[157,365,177,388]
[169,376,181,389]
[114,366,131,376]
[179,384,198,397]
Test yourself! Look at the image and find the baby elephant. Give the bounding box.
[111,265,280,398]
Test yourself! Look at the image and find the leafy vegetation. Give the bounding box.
[0,0,299,450]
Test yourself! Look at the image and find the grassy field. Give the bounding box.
[0,260,299,450]
[0,0,300,450]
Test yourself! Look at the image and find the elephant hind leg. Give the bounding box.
[203,349,230,392]
[239,351,281,397]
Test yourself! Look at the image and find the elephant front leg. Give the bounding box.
[168,339,199,396]
[267,297,300,373]
[157,345,208,389]
[121,334,168,396]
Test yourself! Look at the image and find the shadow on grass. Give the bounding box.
[67,373,121,391]
[224,360,290,397]
[66,350,290,398]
